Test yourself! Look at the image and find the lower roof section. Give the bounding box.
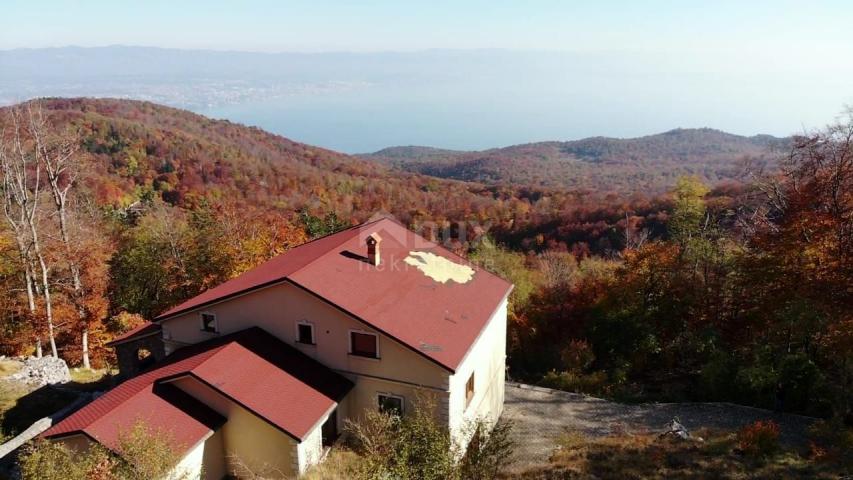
[44,327,354,450]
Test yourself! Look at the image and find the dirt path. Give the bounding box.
[502,382,818,471]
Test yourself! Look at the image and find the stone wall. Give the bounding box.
[114,334,166,380]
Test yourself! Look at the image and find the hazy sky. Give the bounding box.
[4,0,852,57]
[3,1,853,150]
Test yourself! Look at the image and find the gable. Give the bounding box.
[161,282,452,389]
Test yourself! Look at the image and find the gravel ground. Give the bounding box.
[501,382,818,471]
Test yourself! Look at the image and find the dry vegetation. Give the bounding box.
[0,361,21,378]
[511,427,849,480]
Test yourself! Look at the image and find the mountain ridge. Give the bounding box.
[361,128,788,193]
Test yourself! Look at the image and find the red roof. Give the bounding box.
[106,321,161,346]
[157,217,513,372]
[45,328,353,447]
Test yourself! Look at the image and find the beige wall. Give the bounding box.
[161,282,449,391]
[169,376,298,478]
[161,281,455,433]
[159,279,508,464]
[447,297,508,449]
[200,429,226,480]
[342,375,448,425]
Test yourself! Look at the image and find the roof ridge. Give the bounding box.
[155,220,384,321]
[286,217,386,278]
[187,342,232,375]
[290,215,383,250]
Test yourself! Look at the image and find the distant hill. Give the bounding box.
[15,98,515,227]
[1,98,752,258]
[362,129,789,193]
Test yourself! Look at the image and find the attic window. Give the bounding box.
[350,331,379,358]
[297,322,315,345]
[200,312,217,333]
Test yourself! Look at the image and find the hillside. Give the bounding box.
[363,129,788,193]
[25,98,685,256]
[31,98,511,226]
[2,98,849,442]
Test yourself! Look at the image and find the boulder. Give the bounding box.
[659,417,703,442]
[8,356,70,387]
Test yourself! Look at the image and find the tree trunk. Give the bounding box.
[82,329,90,369]
[30,222,57,358]
[34,105,88,368]
[17,237,40,355]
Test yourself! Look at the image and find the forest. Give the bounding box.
[0,98,850,428]
[363,128,787,193]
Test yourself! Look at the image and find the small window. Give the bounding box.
[466,372,475,407]
[200,312,217,333]
[297,322,315,345]
[378,393,404,416]
[137,347,155,369]
[350,331,378,358]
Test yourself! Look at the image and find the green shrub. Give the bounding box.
[698,351,737,400]
[734,363,778,408]
[540,369,608,395]
[18,439,113,480]
[777,353,823,413]
[18,420,188,480]
[459,419,515,480]
[345,399,514,480]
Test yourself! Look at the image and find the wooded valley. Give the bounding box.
[0,97,850,432]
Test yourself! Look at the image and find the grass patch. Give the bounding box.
[0,369,110,440]
[0,382,79,439]
[512,428,849,479]
[0,360,22,378]
[68,368,112,389]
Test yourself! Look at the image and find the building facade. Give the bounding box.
[44,217,512,478]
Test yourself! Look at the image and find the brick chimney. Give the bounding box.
[366,232,382,266]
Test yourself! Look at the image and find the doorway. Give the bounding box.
[321,409,338,446]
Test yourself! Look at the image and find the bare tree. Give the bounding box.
[537,250,578,289]
[0,106,58,357]
[1,113,41,356]
[623,213,650,251]
[27,104,91,367]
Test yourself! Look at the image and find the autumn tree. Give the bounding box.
[25,104,100,368]
[0,106,58,357]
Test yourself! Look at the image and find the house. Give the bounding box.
[43,217,513,478]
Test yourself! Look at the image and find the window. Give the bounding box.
[296,322,315,345]
[136,348,155,369]
[378,393,404,416]
[349,331,378,358]
[200,312,217,333]
[465,372,475,407]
